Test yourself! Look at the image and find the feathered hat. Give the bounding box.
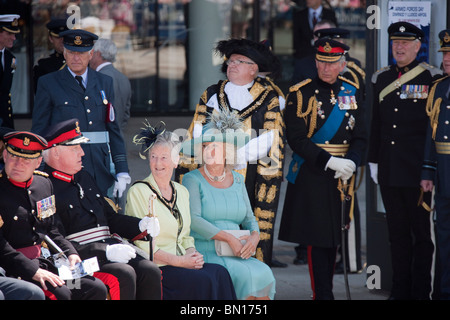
[179,108,250,156]
[215,38,282,79]
[132,120,166,159]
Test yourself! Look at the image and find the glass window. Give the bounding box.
[31,0,188,115]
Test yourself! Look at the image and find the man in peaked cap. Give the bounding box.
[368,21,441,300]
[0,130,108,300]
[41,119,162,300]
[32,28,131,200]
[0,14,20,129]
[33,19,69,92]
[420,29,450,300]
[175,38,286,268]
[279,37,367,299]
[308,27,366,275]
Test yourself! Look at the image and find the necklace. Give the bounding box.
[204,165,226,182]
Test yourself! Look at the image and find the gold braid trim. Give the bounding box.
[347,61,366,79]
[426,79,447,140]
[307,96,318,138]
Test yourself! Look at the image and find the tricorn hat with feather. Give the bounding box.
[216,38,282,79]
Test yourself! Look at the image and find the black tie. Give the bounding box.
[75,75,85,91]
[312,12,318,27]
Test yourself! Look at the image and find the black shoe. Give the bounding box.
[270,259,288,268]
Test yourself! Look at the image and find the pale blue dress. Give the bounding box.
[182,169,276,300]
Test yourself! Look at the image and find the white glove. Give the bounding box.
[235,131,274,170]
[138,216,160,237]
[113,172,131,198]
[193,122,203,139]
[369,162,378,184]
[106,244,136,263]
[326,156,356,180]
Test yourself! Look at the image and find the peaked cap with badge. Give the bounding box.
[314,37,349,63]
[60,29,98,52]
[3,131,47,159]
[314,27,350,40]
[388,21,424,42]
[438,29,450,52]
[0,14,20,34]
[41,118,90,148]
[46,19,69,38]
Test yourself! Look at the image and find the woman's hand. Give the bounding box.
[180,249,204,269]
[239,231,259,259]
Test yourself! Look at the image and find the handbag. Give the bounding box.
[215,230,250,256]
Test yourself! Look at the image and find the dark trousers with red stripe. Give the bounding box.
[97,256,161,300]
[307,246,337,300]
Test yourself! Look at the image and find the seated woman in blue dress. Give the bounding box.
[180,109,276,300]
[125,122,236,300]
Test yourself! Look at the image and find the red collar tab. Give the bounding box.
[52,170,73,183]
[9,176,34,188]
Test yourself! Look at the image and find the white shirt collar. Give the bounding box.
[68,67,88,87]
[96,62,112,72]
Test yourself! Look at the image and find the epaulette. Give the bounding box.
[347,61,366,79]
[432,74,449,84]
[33,170,49,178]
[338,75,359,90]
[289,79,312,92]
[371,66,390,84]
[420,62,443,77]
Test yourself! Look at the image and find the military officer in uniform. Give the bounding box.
[421,29,450,300]
[279,38,367,300]
[290,25,366,270]
[41,119,162,300]
[32,29,130,198]
[368,22,440,300]
[0,14,20,129]
[175,38,285,267]
[33,19,68,93]
[0,130,107,300]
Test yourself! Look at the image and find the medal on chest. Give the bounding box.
[330,90,337,105]
[399,84,429,100]
[36,195,56,220]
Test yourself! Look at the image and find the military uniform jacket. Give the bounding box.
[0,49,16,128]
[32,67,129,196]
[32,50,65,93]
[0,171,78,280]
[368,60,442,187]
[279,76,367,248]
[176,76,285,263]
[421,75,450,197]
[44,165,142,265]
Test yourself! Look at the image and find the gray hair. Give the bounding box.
[148,131,181,165]
[93,38,117,63]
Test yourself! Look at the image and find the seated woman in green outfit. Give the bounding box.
[180,109,276,300]
[125,122,236,300]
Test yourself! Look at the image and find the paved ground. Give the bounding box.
[16,116,390,300]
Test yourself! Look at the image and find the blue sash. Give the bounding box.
[286,81,356,183]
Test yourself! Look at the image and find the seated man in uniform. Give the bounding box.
[0,130,107,300]
[41,119,162,300]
